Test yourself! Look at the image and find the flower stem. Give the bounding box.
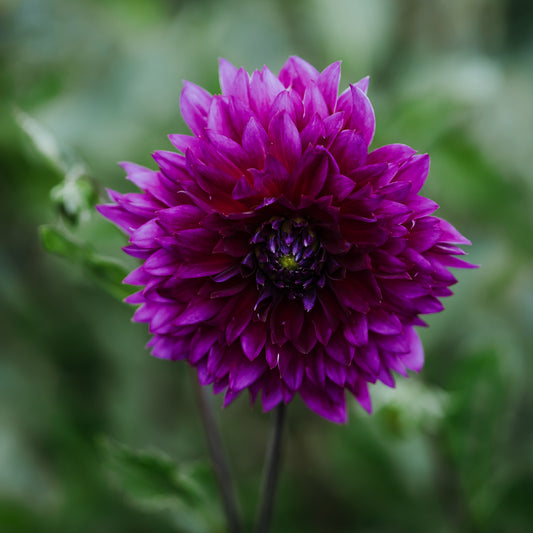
[254,403,287,533]
[193,377,242,533]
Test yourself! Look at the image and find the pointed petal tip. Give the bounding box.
[353,76,370,94]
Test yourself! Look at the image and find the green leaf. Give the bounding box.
[99,438,223,533]
[50,165,100,225]
[100,438,200,506]
[13,107,66,173]
[85,255,132,299]
[15,108,100,226]
[443,349,509,528]
[40,224,86,261]
[39,225,133,300]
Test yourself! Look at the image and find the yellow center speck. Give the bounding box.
[279,254,299,270]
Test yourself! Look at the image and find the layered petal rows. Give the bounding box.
[98,57,474,423]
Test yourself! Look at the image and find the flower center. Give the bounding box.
[278,253,299,270]
[246,217,326,311]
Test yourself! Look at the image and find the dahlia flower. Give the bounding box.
[98,57,473,423]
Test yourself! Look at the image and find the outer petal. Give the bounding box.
[278,56,320,95]
[398,327,425,372]
[299,380,347,423]
[180,81,212,136]
[337,84,376,146]
[317,61,341,113]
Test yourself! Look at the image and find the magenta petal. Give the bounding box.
[96,204,146,235]
[368,143,417,165]
[337,84,375,146]
[268,111,302,171]
[262,373,284,411]
[124,291,144,304]
[278,56,319,95]
[325,330,355,365]
[329,130,367,174]
[300,113,325,148]
[349,379,372,413]
[322,173,355,202]
[399,327,424,371]
[206,131,249,169]
[229,67,250,107]
[269,90,304,129]
[368,309,403,335]
[354,75,369,94]
[312,312,333,345]
[175,298,221,326]
[149,305,180,333]
[229,357,267,391]
[343,315,368,346]
[206,96,238,140]
[323,112,345,146]
[278,344,304,390]
[225,291,256,344]
[281,300,304,341]
[303,81,329,120]
[333,278,371,313]
[409,217,444,252]
[123,266,151,286]
[190,328,220,364]
[292,319,318,354]
[437,218,472,245]
[180,81,212,136]
[223,388,242,407]
[348,84,375,146]
[241,321,267,361]
[232,176,259,201]
[175,256,237,279]
[356,339,381,376]
[130,219,163,248]
[317,61,341,112]
[143,249,178,276]
[250,66,284,122]
[242,117,269,169]
[299,381,347,423]
[291,146,329,199]
[168,133,197,155]
[120,161,156,191]
[394,154,430,195]
[218,58,238,95]
[152,150,188,180]
[157,205,203,232]
[325,359,347,386]
[174,228,217,253]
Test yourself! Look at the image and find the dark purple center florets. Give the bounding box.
[244,217,326,311]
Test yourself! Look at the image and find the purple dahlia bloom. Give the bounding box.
[98,57,474,423]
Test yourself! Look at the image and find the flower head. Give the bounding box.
[98,57,474,423]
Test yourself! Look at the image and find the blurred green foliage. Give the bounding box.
[1,0,532,532]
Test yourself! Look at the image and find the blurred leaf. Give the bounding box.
[86,255,134,300]
[0,500,52,533]
[13,107,68,173]
[372,379,449,438]
[100,438,200,506]
[99,438,222,533]
[50,165,100,225]
[444,349,509,528]
[14,107,101,226]
[40,224,133,300]
[40,224,86,261]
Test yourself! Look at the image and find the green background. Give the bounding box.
[1,0,533,531]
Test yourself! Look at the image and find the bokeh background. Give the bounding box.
[1,0,533,531]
